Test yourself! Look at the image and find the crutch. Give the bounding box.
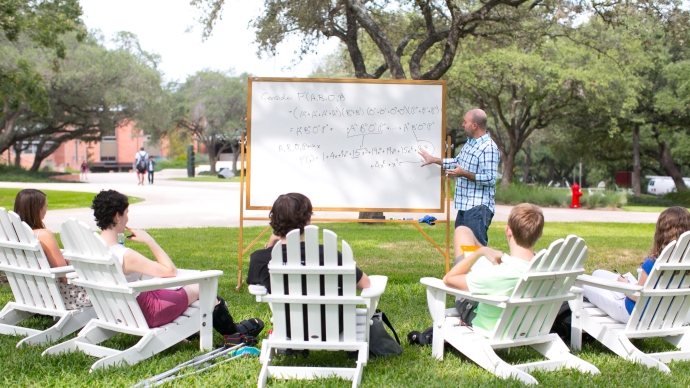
[131,343,248,388]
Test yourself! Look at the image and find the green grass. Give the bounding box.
[0,165,78,183]
[621,205,687,213]
[4,222,690,387]
[0,188,144,210]
[169,176,241,182]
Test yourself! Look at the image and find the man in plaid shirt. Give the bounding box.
[419,109,500,260]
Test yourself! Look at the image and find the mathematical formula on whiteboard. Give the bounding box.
[247,78,446,212]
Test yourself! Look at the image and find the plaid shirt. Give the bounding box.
[443,132,500,213]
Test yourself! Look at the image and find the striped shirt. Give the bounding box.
[442,132,500,213]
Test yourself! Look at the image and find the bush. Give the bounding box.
[580,190,627,209]
[627,191,690,207]
[626,195,673,207]
[154,159,187,171]
[496,183,626,209]
[664,190,690,207]
[496,184,570,207]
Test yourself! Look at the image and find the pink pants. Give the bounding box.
[136,288,189,328]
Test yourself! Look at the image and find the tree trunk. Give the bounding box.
[632,124,641,197]
[547,159,555,184]
[209,151,217,175]
[659,141,687,191]
[500,148,518,188]
[230,141,239,175]
[522,142,531,184]
[13,144,21,168]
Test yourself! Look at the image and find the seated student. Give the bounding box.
[247,192,370,292]
[91,190,262,343]
[442,203,544,337]
[14,189,91,310]
[583,206,690,323]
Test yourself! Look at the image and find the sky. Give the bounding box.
[79,0,339,83]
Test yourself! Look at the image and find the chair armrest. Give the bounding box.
[360,275,388,299]
[575,274,642,296]
[420,277,509,306]
[49,266,74,276]
[248,285,267,296]
[128,269,223,293]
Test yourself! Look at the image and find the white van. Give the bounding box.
[647,176,690,195]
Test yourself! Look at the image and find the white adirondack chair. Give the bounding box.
[0,208,96,346]
[571,230,690,373]
[248,225,388,388]
[42,218,222,371]
[421,235,600,385]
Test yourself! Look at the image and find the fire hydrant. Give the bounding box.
[570,182,583,208]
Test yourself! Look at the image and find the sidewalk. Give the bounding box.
[0,170,660,231]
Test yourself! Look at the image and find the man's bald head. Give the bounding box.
[468,109,487,129]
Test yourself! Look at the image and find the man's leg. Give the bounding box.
[461,205,494,247]
[453,211,465,259]
[453,226,482,263]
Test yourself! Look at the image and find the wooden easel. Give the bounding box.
[235,133,454,290]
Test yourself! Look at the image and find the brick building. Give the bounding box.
[1,121,167,172]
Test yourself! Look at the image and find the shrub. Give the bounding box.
[496,183,626,209]
[664,190,690,207]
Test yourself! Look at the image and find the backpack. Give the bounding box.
[137,152,147,169]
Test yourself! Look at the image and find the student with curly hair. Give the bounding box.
[14,189,91,310]
[91,190,262,342]
[583,206,690,323]
[247,192,370,293]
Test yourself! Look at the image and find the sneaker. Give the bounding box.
[219,333,258,348]
[275,348,309,357]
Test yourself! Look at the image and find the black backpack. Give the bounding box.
[409,302,588,346]
[137,153,147,169]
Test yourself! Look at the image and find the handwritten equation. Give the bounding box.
[289,105,440,120]
[285,121,436,137]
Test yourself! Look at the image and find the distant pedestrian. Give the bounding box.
[80,160,88,181]
[147,156,156,185]
[134,147,148,186]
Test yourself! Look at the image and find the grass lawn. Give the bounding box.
[622,205,690,213]
[0,188,144,210]
[3,222,690,387]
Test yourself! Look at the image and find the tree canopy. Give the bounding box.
[170,70,248,174]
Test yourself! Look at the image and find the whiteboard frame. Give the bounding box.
[246,77,447,212]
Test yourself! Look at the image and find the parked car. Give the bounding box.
[647,176,690,195]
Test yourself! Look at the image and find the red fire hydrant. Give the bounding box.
[570,182,583,208]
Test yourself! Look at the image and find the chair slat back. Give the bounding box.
[490,235,586,341]
[0,208,65,311]
[267,225,360,344]
[627,231,690,332]
[60,219,148,329]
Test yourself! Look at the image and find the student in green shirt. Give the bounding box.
[443,203,544,337]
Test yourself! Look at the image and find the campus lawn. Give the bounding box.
[3,222,690,387]
[622,205,690,213]
[0,188,144,210]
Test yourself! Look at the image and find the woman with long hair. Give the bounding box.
[583,206,690,323]
[14,189,91,310]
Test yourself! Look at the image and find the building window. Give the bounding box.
[100,140,117,163]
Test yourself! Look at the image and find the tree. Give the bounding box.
[1,0,83,152]
[172,70,248,174]
[3,31,167,169]
[192,0,577,80]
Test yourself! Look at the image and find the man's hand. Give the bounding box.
[482,248,504,265]
[418,148,441,167]
[446,163,475,181]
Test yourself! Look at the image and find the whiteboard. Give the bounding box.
[247,78,446,211]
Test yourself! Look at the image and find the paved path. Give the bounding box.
[0,170,660,231]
